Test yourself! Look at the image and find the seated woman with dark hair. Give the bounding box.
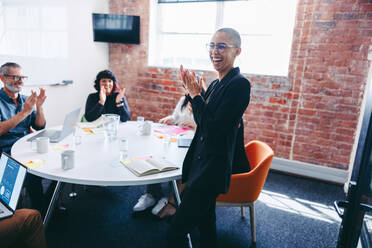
[159,95,195,129]
[85,69,130,122]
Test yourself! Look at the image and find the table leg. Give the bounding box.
[171,180,181,205]
[43,181,63,228]
[171,180,193,248]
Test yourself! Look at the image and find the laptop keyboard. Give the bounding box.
[27,129,58,142]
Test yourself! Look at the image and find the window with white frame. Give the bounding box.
[0,0,68,59]
[148,0,298,76]
[0,0,70,86]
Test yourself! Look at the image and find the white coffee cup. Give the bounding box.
[61,150,75,170]
[31,137,49,154]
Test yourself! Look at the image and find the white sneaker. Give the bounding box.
[133,193,156,212]
[151,197,168,216]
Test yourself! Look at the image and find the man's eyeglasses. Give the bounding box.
[3,74,28,82]
[206,42,237,53]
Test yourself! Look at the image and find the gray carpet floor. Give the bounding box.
[43,171,345,248]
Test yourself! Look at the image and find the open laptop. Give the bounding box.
[0,153,27,220]
[27,107,81,143]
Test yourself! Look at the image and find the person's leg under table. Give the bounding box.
[24,174,43,212]
[147,183,163,199]
[24,174,59,216]
[156,180,186,219]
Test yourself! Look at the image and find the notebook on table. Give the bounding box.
[0,153,27,220]
[122,156,179,177]
[27,108,81,143]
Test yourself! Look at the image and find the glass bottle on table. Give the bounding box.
[119,137,129,161]
[137,116,145,135]
[73,126,82,146]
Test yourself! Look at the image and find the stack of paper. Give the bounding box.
[153,125,191,136]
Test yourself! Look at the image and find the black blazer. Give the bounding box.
[182,67,251,194]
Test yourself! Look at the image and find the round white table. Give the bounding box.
[12,121,188,186]
[11,121,191,229]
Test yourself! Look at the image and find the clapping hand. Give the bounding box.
[36,88,46,109]
[99,86,107,105]
[200,77,207,92]
[116,88,126,106]
[23,91,37,115]
[180,65,201,99]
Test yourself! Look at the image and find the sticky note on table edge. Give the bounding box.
[24,159,45,169]
[52,144,70,150]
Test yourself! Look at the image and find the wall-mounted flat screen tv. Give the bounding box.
[92,13,140,44]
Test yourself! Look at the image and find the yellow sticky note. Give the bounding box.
[24,160,45,169]
[120,159,131,165]
[52,144,70,151]
[82,128,104,135]
[83,128,94,134]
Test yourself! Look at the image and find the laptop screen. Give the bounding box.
[60,107,81,137]
[0,153,27,210]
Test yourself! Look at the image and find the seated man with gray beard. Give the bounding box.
[0,62,51,215]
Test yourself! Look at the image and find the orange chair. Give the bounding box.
[216,140,274,244]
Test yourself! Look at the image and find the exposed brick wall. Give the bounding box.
[109,0,372,170]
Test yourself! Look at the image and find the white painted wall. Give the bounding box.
[7,0,109,127]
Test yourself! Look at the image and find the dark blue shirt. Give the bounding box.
[0,88,44,154]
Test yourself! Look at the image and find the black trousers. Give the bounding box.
[24,174,57,217]
[167,187,219,248]
[24,174,43,211]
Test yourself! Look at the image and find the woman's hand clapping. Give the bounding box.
[99,86,107,105]
[179,65,201,99]
[116,88,126,106]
